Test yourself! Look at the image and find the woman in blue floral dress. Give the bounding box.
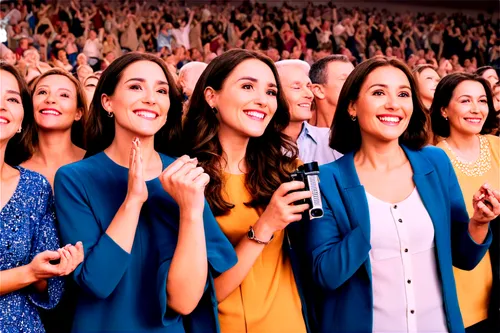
[0,62,84,333]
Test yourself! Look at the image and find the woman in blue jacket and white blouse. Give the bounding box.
[307,57,500,333]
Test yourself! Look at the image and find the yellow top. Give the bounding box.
[436,135,500,328]
[216,173,306,333]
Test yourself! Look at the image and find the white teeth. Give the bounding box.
[464,118,481,123]
[0,118,8,124]
[245,111,265,119]
[41,110,61,116]
[134,111,157,119]
[378,116,400,123]
[298,103,311,108]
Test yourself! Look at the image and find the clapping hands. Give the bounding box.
[29,242,84,280]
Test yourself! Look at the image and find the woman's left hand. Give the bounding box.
[471,183,500,224]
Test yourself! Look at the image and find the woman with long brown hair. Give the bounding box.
[413,64,440,110]
[54,52,236,332]
[18,69,87,187]
[412,64,441,144]
[182,49,313,333]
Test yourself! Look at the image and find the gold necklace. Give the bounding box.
[443,136,492,177]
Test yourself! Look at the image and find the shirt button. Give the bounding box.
[404,248,409,252]
[407,279,412,284]
[410,310,415,314]
[398,218,403,223]
[393,205,398,209]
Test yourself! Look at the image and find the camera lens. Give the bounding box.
[310,209,323,218]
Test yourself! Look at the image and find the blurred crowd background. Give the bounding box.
[1,0,499,84]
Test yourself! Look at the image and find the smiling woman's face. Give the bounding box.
[0,70,24,143]
[207,59,278,139]
[349,65,414,145]
[441,80,489,136]
[32,74,81,132]
[416,67,440,103]
[101,60,171,138]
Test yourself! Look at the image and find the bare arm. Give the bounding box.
[468,221,489,244]
[1,245,83,296]
[167,211,207,315]
[160,156,210,315]
[0,266,39,296]
[104,200,142,253]
[187,9,195,27]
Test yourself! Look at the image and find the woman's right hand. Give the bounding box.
[28,243,84,280]
[253,181,311,240]
[159,155,210,216]
[126,138,148,205]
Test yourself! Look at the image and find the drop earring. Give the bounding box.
[350,115,357,121]
[17,126,22,133]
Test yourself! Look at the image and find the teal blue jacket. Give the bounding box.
[308,146,492,333]
[54,152,237,332]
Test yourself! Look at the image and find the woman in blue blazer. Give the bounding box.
[308,57,500,333]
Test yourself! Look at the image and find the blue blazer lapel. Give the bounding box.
[336,152,372,280]
[403,147,448,255]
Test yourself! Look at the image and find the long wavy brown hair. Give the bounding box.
[182,49,297,216]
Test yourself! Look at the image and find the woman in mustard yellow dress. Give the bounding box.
[182,49,313,333]
[432,72,500,332]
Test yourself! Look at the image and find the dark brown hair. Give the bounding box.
[1,61,33,166]
[19,69,88,163]
[475,66,496,77]
[85,52,183,156]
[412,64,437,75]
[430,73,499,137]
[330,57,429,154]
[182,49,297,216]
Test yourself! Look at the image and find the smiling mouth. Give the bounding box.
[298,103,311,108]
[243,110,266,120]
[464,118,482,124]
[40,109,62,116]
[133,110,158,120]
[377,115,402,125]
[0,118,9,124]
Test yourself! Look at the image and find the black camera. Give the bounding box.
[290,162,323,220]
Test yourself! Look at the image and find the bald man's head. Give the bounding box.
[178,61,208,99]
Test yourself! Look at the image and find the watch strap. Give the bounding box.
[247,226,274,245]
